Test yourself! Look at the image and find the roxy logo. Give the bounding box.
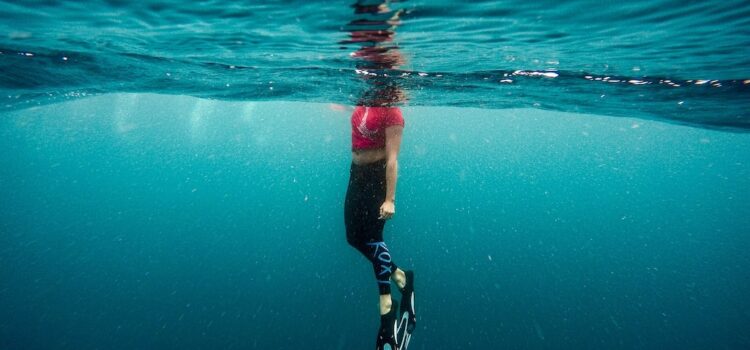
[357,107,378,139]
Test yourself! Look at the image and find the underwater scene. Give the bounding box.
[1,1,749,349]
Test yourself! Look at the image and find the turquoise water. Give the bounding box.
[2,95,749,349]
[2,1,750,349]
[1,1,749,128]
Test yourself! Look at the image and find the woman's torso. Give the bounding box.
[350,106,404,164]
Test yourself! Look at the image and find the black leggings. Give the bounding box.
[344,159,398,295]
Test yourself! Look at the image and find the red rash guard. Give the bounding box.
[351,106,404,150]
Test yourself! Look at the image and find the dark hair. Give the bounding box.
[358,81,406,106]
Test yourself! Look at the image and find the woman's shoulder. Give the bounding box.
[351,105,365,116]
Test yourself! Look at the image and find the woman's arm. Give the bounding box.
[379,125,403,220]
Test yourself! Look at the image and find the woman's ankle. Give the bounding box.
[393,269,406,290]
[379,294,393,315]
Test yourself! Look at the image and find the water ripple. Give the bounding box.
[1,0,748,130]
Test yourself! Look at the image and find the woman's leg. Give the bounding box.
[345,161,399,308]
[380,268,406,314]
[345,236,398,314]
[345,161,406,348]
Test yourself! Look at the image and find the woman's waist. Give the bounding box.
[351,147,386,165]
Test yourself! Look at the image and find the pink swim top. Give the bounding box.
[351,106,404,150]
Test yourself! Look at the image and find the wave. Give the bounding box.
[1,0,748,131]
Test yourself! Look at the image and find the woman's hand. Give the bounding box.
[379,200,395,220]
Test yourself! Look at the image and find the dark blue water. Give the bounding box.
[1,1,750,350]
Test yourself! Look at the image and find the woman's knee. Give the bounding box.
[346,232,359,247]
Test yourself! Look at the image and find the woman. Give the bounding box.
[345,103,416,349]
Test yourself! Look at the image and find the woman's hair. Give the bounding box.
[358,81,406,106]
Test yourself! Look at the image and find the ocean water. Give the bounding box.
[2,0,749,129]
[1,1,749,350]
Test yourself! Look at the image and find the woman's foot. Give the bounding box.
[399,270,416,332]
[376,299,399,350]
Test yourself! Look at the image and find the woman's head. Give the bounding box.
[359,82,406,106]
